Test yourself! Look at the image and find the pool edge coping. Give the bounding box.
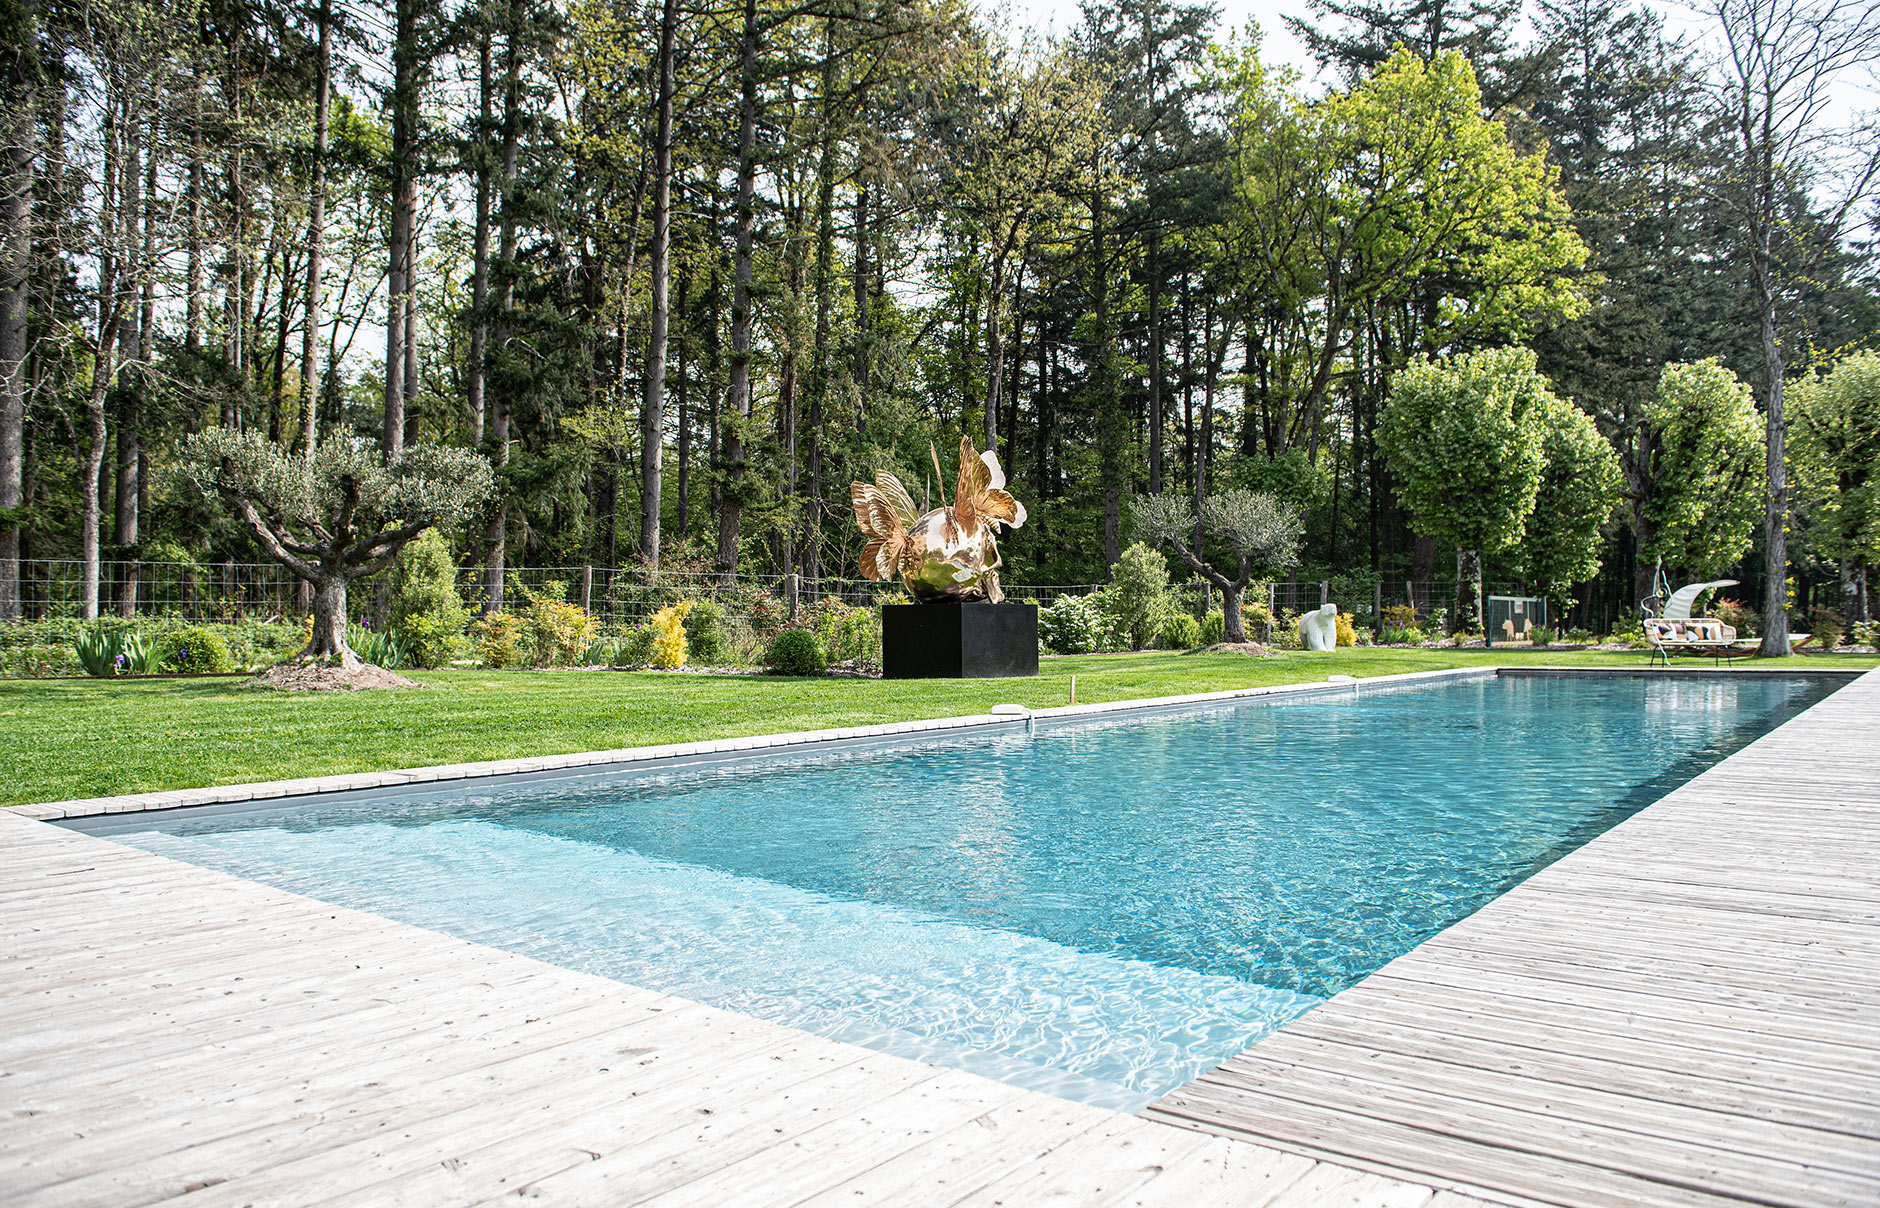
[17,665,1495,821]
[18,662,1863,823]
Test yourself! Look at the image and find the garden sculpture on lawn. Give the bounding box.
[851,437,1028,603]
[1299,603,1338,651]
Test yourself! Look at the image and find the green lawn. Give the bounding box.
[3,647,1873,808]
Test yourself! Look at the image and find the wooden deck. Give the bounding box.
[1147,669,1880,1208]
[0,807,1469,1207]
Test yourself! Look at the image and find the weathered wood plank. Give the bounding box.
[1151,667,1880,1208]
[0,808,1423,1208]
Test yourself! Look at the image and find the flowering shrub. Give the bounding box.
[1039,594,1103,654]
[650,601,692,669]
[747,592,789,639]
[1334,611,1358,647]
[1712,597,1760,637]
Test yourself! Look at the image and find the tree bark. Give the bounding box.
[1756,294,1791,655]
[1147,228,1163,492]
[0,33,33,622]
[852,181,868,433]
[483,0,522,614]
[675,264,691,541]
[383,0,419,462]
[717,0,759,582]
[301,0,331,453]
[1092,186,1122,569]
[805,40,839,583]
[1221,579,1246,644]
[467,35,492,448]
[223,12,246,426]
[303,576,356,665]
[638,0,678,569]
[1455,546,1482,633]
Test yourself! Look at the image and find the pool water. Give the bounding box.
[78,673,1834,1110]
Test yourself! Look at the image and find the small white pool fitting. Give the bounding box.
[990,703,1034,734]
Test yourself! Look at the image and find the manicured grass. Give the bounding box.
[3,646,1874,807]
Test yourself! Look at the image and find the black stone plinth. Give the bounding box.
[882,602,1039,679]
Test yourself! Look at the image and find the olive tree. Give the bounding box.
[179,432,496,666]
[1378,347,1552,632]
[1131,489,1304,644]
[1519,400,1623,617]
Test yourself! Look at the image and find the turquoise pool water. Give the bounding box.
[76,672,1833,1110]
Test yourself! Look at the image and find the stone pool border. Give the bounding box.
[16,663,1863,823]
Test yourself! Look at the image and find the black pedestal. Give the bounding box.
[881,602,1039,679]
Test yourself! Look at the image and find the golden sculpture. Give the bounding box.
[851,436,1028,603]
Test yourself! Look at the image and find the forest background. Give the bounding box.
[0,0,1875,641]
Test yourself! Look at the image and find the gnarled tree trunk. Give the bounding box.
[303,575,356,666]
[1220,579,1247,644]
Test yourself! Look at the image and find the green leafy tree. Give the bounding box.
[1625,360,1764,603]
[1520,400,1623,615]
[1790,350,1880,623]
[1215,45,1588,461]
[1131,488,1305,644]
[1378,346,1553,631]
[178,433,495,666]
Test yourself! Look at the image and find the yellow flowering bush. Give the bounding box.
[650,601,692,669]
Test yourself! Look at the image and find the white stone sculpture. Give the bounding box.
[1298,603,1338,651]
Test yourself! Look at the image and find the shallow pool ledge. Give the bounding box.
[12,664,1500,822]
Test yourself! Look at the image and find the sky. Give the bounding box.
[985,0,1326,81]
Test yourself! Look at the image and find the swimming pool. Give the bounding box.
[70,671,1836,1111]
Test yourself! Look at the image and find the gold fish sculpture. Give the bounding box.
[851,436,1028,603]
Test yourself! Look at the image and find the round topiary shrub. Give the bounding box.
[765,627,827,676]
[159,625,236,674]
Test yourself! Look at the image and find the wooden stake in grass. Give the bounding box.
[1070,674,1076,705]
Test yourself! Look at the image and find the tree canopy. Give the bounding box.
[0,0,1873,640]
[1377,346,1554,627]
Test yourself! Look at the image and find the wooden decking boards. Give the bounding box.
[1147,668,1880,1208]
[0,808,1454,1207]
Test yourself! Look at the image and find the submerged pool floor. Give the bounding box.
[83,673,1834,1111]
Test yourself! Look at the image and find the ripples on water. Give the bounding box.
[98,674,1831,1110]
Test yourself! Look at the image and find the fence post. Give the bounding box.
[1373,581,1383,628]
[784,572,799,621]
[581,565,592,613]
[1319,580,1329,609]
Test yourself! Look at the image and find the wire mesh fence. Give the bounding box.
[6,560,1107,629]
